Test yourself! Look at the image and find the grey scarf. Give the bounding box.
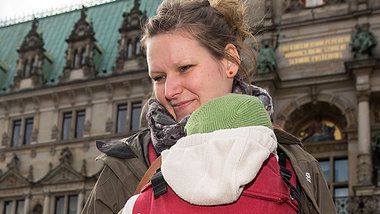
[146,76,273,154]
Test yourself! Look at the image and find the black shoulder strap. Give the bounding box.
[151,169,168,199]
[278,148,302,214]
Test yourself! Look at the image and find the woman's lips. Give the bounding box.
[172,100,194,114]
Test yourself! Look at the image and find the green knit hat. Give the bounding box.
[185,94,273,135]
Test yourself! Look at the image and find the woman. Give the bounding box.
[123,93,300,213]
[81,0,336,213]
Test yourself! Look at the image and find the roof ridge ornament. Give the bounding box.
[67,6,96,43]
[18,18,45,53]
[119,0,147,32]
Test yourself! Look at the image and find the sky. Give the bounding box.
[0,0,110,22]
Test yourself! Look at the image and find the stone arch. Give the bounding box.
[276,92,356,136]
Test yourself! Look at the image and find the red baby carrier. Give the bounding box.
[131,149,301,214]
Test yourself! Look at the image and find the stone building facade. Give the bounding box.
[0,0,379,214]
[253,0,380,213]
[0,1,159,213]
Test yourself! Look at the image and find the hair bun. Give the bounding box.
[210,0,247,41]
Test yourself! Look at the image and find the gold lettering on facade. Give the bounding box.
[279,36,350,65]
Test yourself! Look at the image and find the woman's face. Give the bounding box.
[146,32,237,122]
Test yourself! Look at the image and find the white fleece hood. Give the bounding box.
[160,126,277,206]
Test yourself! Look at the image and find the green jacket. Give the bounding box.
[81,128,336,214]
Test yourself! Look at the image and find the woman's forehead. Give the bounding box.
[147,33,205,66]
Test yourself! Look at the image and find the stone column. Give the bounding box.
[42,193,50,214]
[346,59,376,189]
[356,90,373,186]
[0,200,4,214]
[23,195,31,214]
[77,191,84,214]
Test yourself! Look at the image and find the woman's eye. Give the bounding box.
[179,65,192,72]
[152,75,166,82]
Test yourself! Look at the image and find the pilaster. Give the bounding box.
[345,58,377,193]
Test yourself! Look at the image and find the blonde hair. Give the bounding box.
[142,0,256,82]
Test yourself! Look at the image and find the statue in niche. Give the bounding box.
[350,24,377,58]
[299,117,336,142]
[256,31,279,74]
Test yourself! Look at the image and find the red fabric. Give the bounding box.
[148,141,158,165]
[133,154,299,214]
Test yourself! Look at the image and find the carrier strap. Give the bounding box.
[151,169,168,199]
[278,148,302,214]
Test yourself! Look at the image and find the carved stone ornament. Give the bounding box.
[84,120,91,135]
[28,165,34,182]
[30,148,37,158]
[51,124,58,140]
[7,153,20,171]
[2,132,9,146]
[348,196,378,213]
[357,154,373,186]
[81,159,87,176]
[106,117,114,133]
[59,147,73,165]
[32,130,38,142]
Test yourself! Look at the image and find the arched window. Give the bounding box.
[23,59,30,77]
[30,57,35,74]
[73,49,79,68]
[297,116,342,142]
[80,48,86,65]
[135,40,141,56]
[127,39,133,59]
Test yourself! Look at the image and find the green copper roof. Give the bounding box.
[0,0,162,94]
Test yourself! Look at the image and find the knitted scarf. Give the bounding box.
[146,76,273,154]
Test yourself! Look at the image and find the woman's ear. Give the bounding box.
[224,43,240,78]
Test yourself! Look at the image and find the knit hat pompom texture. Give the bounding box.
[185,94,273,135]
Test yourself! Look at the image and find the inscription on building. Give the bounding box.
[279,35,351,65]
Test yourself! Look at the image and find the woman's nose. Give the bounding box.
[165,75,182,99]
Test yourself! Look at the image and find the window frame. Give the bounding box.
[52,194,78,214]
[23,58,30,77]
[10,116,34,147]
[114,100,143,133]
[60,109,86,140]
[80,48,86,66]
[131,101,142,131]
[72,49,79,68]
[317,156,349,198]
[126,39,133,59]
[2,198,25,214]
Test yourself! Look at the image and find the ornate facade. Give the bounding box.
[0,1,159,213]
[0,0,379,214]
[254,0,380,213]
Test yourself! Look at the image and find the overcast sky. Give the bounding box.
[0,0,110,21]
